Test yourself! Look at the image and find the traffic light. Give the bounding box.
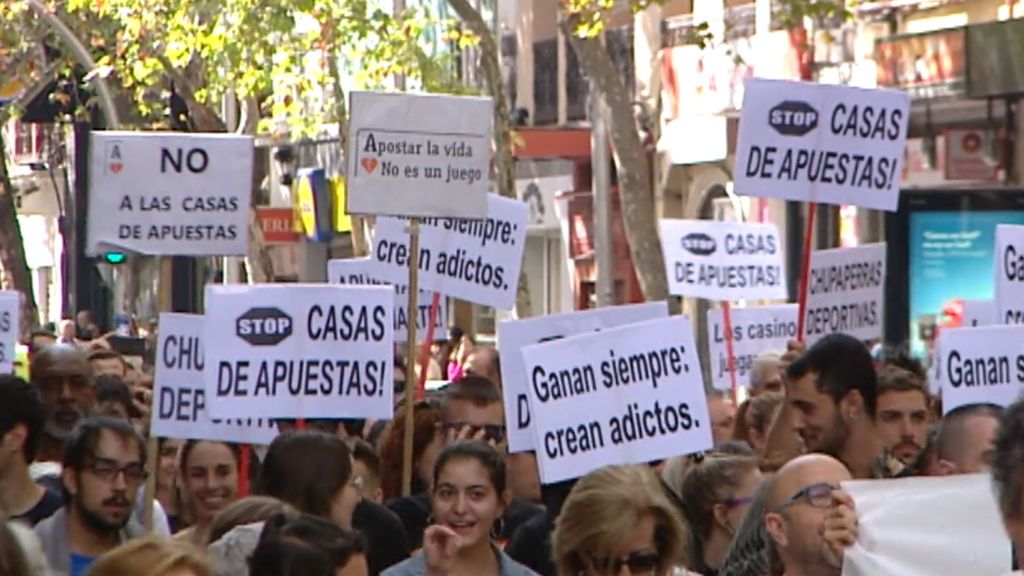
[103,252,126,264]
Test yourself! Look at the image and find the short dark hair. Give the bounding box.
[993,399,1024,519]
[444,376,501,412]
[258,431,352,518]
[786,334,878,418]
[88,348,126,369]
[249,514,366,576]
[432,440,506,494]
[940,403,1004,463]
[95,375,134,418]
[351,440,380,481]
[0,375,45,462]
[876,366,928,398]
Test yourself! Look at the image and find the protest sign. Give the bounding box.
[371,194,528,310]
[735,78,910,211]
[995,224,1024,324]
[842,474,1010,576]
[0,292,18,374]
[153,313,277,444]
[203,284,394,419]
[803,243,886,344]
[86,132,253,256]
[327,257,447,343]
[346,91,492,218]
[933,325,1024,414]
[962,300,995,327]
[498,302,669,453]
[522,316,713,484]
[706,304,797,391]
[659,219,787,301]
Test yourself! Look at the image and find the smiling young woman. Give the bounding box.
[173,440,240,546]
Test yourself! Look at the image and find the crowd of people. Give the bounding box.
[1,316,1023,576]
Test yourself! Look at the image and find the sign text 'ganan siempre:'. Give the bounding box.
[203,284,394,420]
[86,132,253,257]
[153,313,277,444]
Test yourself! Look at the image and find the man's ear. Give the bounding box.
[2,424,27,456]
[764,512,789,548]
[840,390,866,422]
[62,466,79,499]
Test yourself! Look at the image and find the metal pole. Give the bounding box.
[591,83,614,307]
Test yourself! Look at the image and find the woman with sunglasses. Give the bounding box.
[382,441,537,576]
[554,465,692,576]
[664,446,763,575]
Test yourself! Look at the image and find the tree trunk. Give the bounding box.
[0,130,40,335]
[447,0,533,317]
[560,15,669,303]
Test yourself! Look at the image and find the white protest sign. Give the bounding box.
[995,224,1024,324]
[659,219,787,301]
[735,78,910,211]
[962,300,996,327]
[153,313,277,444]
[498,302,669,453]
[203,284,394,419]
[706,304,797,391]
[347,91,492,218]
[934,325,1024,414]
[327,257,447,343]
[804,243,886,344]
[842,474,1010,576]
[371,194,528,310]
[0,292,19,374]
[522,316,713,484]
[86,132,253,256]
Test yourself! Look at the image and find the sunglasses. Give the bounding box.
[588,551,660,575]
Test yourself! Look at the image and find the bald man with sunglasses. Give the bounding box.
[764,454,859,576]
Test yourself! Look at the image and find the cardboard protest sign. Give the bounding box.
[995,224,1024,324]
[522,316,713,484]
[933,325,1024,414]
[735,78,910,211]
[346,91,492,218]
[0,292,19,374]
[803,243,886,344]
[86,132,253,256]
[659,219,787,301]
[153,313,277,444]
[962,300,995,327]
[371,194,528,310]
[706,304,797,391]
[327,257,447,343]
[203,284,394,419]
[498,302,669,453]
[842,474,1010,576]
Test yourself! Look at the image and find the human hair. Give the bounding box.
[90,535,211,576]
[878,344,927,382]
[0,375,45,463]
[206,496,300,545]
[432,440,507,494]
[940,403,1005,463]
[876,366,928,398]
[95,374,134,418]
[62,416,146,474]
[351,440,380,488]
[30,344,92,382]
[249,513,367,576]
[672,451,759,549]
[378,399,442,500]
[179,439,241,476]
[750,351,782,388]
[258,431,352,518]
[743,393,785,439]
[992,399,1024,519]
[88,348,127,370]
[443,375,502,412]
[786,333,878,418]
[554,465,688,576]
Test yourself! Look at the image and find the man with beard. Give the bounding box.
[785,334,883,480]
[874,366,931,472]
[29,345,96,468]
[34,417,146,576]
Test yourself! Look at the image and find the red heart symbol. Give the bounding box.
[361,158,379,174]
[110,162,123,174]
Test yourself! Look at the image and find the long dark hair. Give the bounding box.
[258,432,352,518]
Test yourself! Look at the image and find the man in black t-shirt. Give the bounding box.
[0,375,63,526]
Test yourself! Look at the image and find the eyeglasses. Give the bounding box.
[85,458,147,483]
[774,482,837,512]
[587,551,660,575]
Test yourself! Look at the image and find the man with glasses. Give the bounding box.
[764,454,858,576]
[34,417,147,576]
[29,345,95,467]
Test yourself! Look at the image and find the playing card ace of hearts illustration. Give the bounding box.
[106,140,125,175]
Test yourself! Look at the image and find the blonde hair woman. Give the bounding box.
[554,465,693,576]
[90,536,210,576]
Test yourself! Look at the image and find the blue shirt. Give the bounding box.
[70,553,95,576]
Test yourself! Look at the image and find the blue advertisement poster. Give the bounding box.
[909,211,1024,357]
